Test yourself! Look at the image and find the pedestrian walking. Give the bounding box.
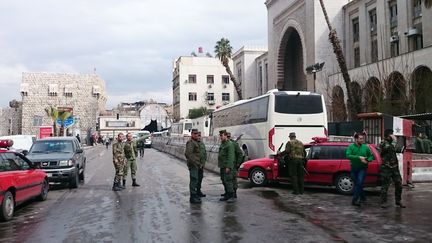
[137,138,145,158]
[379,129,406,208]
[346,133,374,206]
[123,133,141,187]
[218,130,236,203]
[75,134,81,143]
[197,132,206,198]
[105,137,110,149]
[112,133,126,191]
[227,132,244,199]
[185,129,202,204]
[284,132,306,195]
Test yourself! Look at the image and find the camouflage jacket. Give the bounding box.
[230,139,244,168]
[112,141,126,162]
[199,141,207,166]
[185,139,201,168]
[379,140,398,168]
[124,140,138,160]
[285,139,306,160]
[218,140,235,169]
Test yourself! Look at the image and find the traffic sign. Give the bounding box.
[56,117,75,128]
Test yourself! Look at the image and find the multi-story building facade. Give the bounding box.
[232,46,268,99]
[264,0,432,122]
[0,100,22,136]
[20,72,107,140]
[172,56,235,122]
[98,116,142,138]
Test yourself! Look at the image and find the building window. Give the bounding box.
[188,74,196,84]
[207,75,214,84]
[389,1,398,28]
[188,92,197,101]
[354,47,360,68]
[410,35,423,51]
[413,0,422,19]
[48,84,58,96]
[391,42,400,57]
[259,65,263,95]
[236,63,242,84]
[352,17,360,43]
[33,115,43,126]
[207,92,214,101]
[369,9,377,35]
[265,63,268,91]
[371,39,378,63]
[222,75,230,84]
[222,93,230,101]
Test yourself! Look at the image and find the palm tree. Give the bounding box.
[45,106,59,136]
[58,110,72,136]
[215,38,243,100]
[319,0,361,120]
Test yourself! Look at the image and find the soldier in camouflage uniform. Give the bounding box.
[218,130,236,203]
[284,132,306,195]
[379,129,406,208]
[197,132,207,197]
[123,133,141,187]
[112,133,126,191]
[227,132,244,199]
[185,129,202,204]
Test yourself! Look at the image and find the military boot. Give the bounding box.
[121,179,126,189]
[396,201,406,208]
[190,195,202,204]
[112,182,122,191]
[233,190,237,199]
[197,191,206,197]
[380,202,389,208]
[219,193,229,201]
[132,179,140,187]
[226,193,236,203]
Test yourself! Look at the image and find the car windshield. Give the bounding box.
[30,140,73,153]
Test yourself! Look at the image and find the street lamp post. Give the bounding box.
[306,62,325,92]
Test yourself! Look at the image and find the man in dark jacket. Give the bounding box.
[185,129,202,204]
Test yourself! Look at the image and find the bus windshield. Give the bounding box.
[274,93,323,114]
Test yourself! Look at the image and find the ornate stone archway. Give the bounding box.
[412,65,432,113]
[363,77,383,112]
[332,85,347,122]
[385,71,407,116]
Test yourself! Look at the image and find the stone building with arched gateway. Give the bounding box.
[265,0,432,122]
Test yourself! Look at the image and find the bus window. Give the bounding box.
[275,93,323,114]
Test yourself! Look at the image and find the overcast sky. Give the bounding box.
[0,0,267,108]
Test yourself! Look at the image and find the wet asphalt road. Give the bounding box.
[0,146,432,243]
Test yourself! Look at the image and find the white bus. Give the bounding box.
[212,90,328,159]
[170,119,193,137]
[191,115,211,137]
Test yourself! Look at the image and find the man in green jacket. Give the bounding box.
[346,133,374,206]
[123,133,142,187]
[197,132,207,198]
[218,130,236,203]
[227,132,244,199]
[185,129,202,204]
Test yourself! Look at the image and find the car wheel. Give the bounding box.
[250,168,267,186]
[37,179,49,201]
[69,169,79,189]
[335,173,354,195]
[79,169,85,182]
[0,191,15,221]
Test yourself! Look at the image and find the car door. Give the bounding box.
[74,140,84,171]
[305,145,343,184]
[15,153,42,198]
[0,153,28,203]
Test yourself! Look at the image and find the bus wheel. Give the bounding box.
[250,168,267,186]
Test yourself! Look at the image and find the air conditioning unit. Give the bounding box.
[208,100,215,105]
[223,84,227,88]
[390,35,399,42]
[208,84,212,88]
[223,101,229,105]
[405,27,419,36]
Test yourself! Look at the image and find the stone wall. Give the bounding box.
[0,106,22,136]
[20,72,107,140]
[152,137,222,174]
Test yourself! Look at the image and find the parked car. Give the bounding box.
[136,131,152,148]
[238,137,382,195]
[0,139,49,221]
[26,137,86,188]
[0,135,36,153]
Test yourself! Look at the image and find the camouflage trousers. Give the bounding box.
[380,165,403,203]
[233,168,238,192]
[289,159,305,194]
[123,158,137,180]
[220,168,234,194]
[189,166,199,196]
[113,159,125,183]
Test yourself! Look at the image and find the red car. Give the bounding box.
[0,140,49,221]
[238,137,382,194]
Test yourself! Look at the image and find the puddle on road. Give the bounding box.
[260,190,280,199]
